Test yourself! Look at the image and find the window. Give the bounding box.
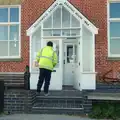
[43,6,80,37]
[0,6,20,58]
[108,2,120,57]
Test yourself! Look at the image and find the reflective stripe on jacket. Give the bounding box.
[36,46,57,71]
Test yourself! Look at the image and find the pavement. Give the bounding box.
[0,114,95,120]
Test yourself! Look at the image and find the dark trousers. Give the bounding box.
[37,68,52,94]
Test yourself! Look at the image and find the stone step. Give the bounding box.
[32,102,84,115]
[36,96,83,100]
[0,74,25,89]
[36,90,83,97]
[96,83,120,89]
[86,89,120,93]
[36,92,84,105]
[36,98,83,106]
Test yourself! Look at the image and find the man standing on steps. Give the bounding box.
[35,41,57,96]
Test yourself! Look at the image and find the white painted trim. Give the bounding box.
[110,37,120,39]
[60,5,62,35]
[0,5,21,7]
[0,56,21,59]
[0,23,20,25]
[108,0,120,3]
[80,22,83,73]
[92,34,95,72]
[19,5,21,59]
[42,36,81,39]
[107,0,111,57]
[29,35,32,72]
[81,72,97,74]
[70,12,72,35]
[108,54,120,57]
[52,9,53,30]
[8,7,10,56]
[42,27,81,30]
[0,72,24,74]
[109,18,120,21]
[26,0,98,36]
[41,24,44,47]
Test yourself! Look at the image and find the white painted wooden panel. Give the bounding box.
[81,72,96,90]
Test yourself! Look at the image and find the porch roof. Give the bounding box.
[26,0,98,36]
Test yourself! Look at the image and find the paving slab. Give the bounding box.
[0,114,94,120]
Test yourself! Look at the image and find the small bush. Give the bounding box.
[89,100,120,120]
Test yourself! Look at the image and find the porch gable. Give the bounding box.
[26,0,98,36]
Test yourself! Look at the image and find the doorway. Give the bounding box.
[43,38,63,90]
[63,42,78,86]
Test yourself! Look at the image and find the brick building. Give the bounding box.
[0,0,119,90]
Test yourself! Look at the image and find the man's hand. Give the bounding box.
[35,61,39,67]
[33,60,39,67]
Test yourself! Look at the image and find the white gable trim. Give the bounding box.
[26,0,98,36]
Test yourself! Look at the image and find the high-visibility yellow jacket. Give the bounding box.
[36,46,57,71]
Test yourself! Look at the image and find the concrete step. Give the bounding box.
[36,90,83,97]
[85,89,120,93]
[32,102,84,115]
[96,83,120,89]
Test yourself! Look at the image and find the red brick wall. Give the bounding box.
[0,0,120,79]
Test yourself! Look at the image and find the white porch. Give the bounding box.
[26,0,98,91]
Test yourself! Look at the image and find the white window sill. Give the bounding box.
[107,56,120,61]
[81,72,97,74]
[0,57,23,62]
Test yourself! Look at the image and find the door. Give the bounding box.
[43,39,63,90]
[63,43,77,86]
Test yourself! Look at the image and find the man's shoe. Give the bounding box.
[36,90,41,95]
[44,93,49,96]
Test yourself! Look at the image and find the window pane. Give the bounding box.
[74,45,78,63]
[53,30,61,36]
[9,41,19,56]
[52,40,59,67]
[71,15,80,27]
[110,3,120,18]
[0,8,8,22]
[0,26,8,40]
[67,45,73,63]
[53,7,61,28]
[110,38,120,54]
[0,41,8,56]
[43,16,52,28]
[43,30,52,36]
[71,29,80,36]
[10,25,19,40]
[62,6,70,28]
[62,30,70,36]
[10,8,19,22]
[110,22,120,37]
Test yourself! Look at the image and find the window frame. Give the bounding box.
[107,0,120,57]
[0,5,21,59]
